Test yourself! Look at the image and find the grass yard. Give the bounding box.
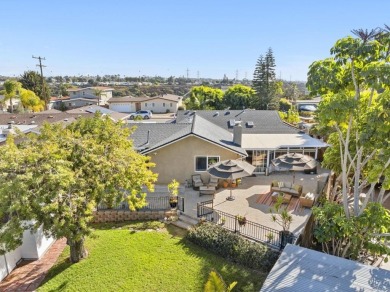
[39,221,267,291]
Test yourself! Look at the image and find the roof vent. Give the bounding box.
[225,111,230,115]
[214,112,219,117]
[229,119,235,127]
[64,118,69,122]
[246,121,254,128]
[30,121,35,124]
[48,115,54,118]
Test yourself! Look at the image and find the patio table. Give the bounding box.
[199,186,216,196]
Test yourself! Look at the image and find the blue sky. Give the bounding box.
[1,0,389,81]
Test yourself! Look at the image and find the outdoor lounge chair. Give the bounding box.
[192,174,204,189]
[207,177,219,189]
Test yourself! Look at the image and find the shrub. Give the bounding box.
[186,223,279,272]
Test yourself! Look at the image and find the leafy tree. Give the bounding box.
[307,25,390,216]
[1,79,21,113]
[313,202,390,263]
[19,71,51,108]
[222,84,256,110]
[0,115,158,262]
[278,108,300,124]
[204,270,237,292]
[252,48,277,109]
[19,89,45,112]
[184,86,223,110]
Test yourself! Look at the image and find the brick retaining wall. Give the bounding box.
[93,210,177,223]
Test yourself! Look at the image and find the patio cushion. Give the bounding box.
[278,181,284,188]
[284,182,292,188]
[192,174,204,188]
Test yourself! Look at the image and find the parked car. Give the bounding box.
[129,110,152,120]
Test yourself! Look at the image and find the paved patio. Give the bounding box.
[179,169,330,235]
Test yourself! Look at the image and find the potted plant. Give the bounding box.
[222,180,229,188]
[236,215,247,226]
[168,179,179,208]
[266,233,274,243]
[270,196,294,249]
[220,217,226,225]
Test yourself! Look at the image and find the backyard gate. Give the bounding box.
[197,200,214,217]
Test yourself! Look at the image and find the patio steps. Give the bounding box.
[171,214,199,230]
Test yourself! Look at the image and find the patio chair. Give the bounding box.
[192,174,204,189]
[207,177,219,189]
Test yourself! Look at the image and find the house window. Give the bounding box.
[195,156,220,172]
[163,103,165,107]
[82,91,85,95]
[73,92,76,95]
[170,103,173,107]
[152,103,155,107]
[145,103,147,107]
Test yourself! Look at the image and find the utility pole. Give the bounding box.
[235,70,239,81]
[186,68,190,81]
[32,55,48,109]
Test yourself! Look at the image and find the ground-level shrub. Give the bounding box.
[186,222,279,272]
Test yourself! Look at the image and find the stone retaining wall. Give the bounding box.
[93,210,177,223]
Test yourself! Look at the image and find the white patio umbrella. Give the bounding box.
[208,159,256,201]
[271,153,317,183]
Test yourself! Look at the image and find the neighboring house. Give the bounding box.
[67,86,114,105]
[66,105,131,122]
[176,110,328,175]
[130,114,247,184]
[108,94,183,113]
[261,244,390,291]
[0,95,21,112]
[294,96,321,111]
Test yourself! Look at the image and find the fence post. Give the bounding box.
[234,216,238,233]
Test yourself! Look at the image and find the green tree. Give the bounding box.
[1,79,21,113]
[0,115,158,262]
[93,88,104,105]
[19,71,51,108]
[252,48,277,109]
[184,86,223,110]
[307,26,390,216]
[222,84,256,110]
[313,202,390,263]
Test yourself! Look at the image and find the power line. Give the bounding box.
[32,55,48,109]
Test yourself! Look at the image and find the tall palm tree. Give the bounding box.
[93,88,104,106]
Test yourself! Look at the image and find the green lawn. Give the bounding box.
[39,221,266,291]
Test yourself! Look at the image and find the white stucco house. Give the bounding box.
[108,94,183,113]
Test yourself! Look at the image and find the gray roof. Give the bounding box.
[130,114,247,156]
[261,244,390,292]
[176,109,299,134]
[66,105,130,121]
[108,94,182,104]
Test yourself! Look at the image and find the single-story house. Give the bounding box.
[130,114,247,184]
[261,244,390,291]
[176,110,328,175]
[294,96,321,112]
[0,95,21,112]
[108,94,183,114]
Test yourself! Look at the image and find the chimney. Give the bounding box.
[233,122,242,146]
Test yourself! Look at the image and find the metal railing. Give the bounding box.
[197,203,297,250]
[97,196,179,211]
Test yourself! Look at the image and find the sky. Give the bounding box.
[1,0,389,81]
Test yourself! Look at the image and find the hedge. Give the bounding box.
[186,222,279,272]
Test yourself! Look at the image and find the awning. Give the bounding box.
[241,134,328,150]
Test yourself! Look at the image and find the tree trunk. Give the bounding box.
[68,238,88,263]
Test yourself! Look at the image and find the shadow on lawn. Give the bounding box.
[90,220,165,231]
[166,224,266,291]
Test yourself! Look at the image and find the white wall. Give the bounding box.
[0,246,22,282]
[142,98,178,113]
[0,225,54,282]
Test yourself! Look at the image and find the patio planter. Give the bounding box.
[279,230,294,249]
[169,198,178,208]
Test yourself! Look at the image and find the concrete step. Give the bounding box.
[171,220,193,230]
[179,213,199,226]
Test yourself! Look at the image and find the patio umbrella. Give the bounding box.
[208,159,256,201]
[271,153,317,183]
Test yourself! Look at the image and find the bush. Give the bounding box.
[186,223,279,272]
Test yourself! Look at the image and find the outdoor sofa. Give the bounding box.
[270,181,303,197]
